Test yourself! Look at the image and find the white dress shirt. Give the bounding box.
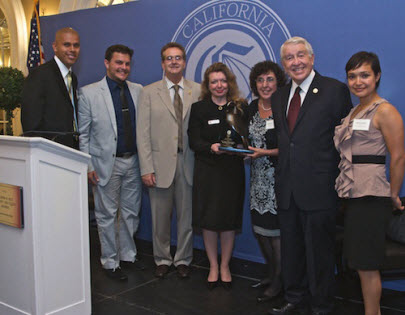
[286,69,316,115]
[165,76,184,102]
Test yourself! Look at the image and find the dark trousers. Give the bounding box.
[278,195,336,312]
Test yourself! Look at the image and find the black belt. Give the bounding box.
[352,155,385,164]
[116,152,135,158]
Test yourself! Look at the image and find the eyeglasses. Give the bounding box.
[256,77,275,84]
[165,55,183,61]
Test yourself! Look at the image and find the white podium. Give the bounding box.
[0,136,91,315]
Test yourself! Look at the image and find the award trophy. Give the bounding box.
[219,101,253,154]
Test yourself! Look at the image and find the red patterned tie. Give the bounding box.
[287,86,301,133]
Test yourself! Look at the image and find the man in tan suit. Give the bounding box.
[137,42,200,278]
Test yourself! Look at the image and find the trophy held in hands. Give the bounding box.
[219,101,253,154]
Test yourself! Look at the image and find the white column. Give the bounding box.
[0,0,28,74]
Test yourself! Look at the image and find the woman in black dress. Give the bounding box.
[188,62,247,289]
[246,61,286,302]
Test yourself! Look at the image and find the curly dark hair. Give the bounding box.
[249,61,286,97]
[200,62,245,103]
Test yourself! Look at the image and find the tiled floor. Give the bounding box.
[89,227,405,315]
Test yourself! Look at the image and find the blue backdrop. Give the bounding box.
[40,0,405,265]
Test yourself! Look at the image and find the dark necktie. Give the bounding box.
[119,83,134,150]
[173,85,183,151]
[287,86,301,134]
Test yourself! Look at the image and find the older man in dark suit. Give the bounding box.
[21,27,80,149]
[270,37,352,315]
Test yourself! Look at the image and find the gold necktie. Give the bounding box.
[67,71,73,100]
[66,71,77,132]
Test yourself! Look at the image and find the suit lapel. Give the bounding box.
[127,82,138,113]
[293,72,321,130]
[158,80,177,120]
[100,77,118,136]
[50,59,73,106]
[182,79,193,120]
[72,72,78,114]
[72,72,78,105]
[280,82,292,134]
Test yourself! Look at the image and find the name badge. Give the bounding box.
[265,119,275,130]
[208,119,220,125]
[352,119,370,131]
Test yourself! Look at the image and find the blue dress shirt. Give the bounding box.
[106,76,137,154]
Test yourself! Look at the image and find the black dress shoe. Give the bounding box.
[104,268,128,281]
[257,290,282,303]
[312,310,331,315]
[251,278,270,289]
[269,301,305,314]
[133,259,146,270]
[257,294,273,303]
[155,264,170,278]
[221,280,232,290]
[176,264,190,278]
[120,259,146,271]
[207,280,219,290]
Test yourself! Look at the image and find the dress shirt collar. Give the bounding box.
[291,69,315,95]
[54,56,71,79]
[165,76,184,90]
[106,76,127,91]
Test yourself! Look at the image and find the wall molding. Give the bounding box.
[0,0,27,73]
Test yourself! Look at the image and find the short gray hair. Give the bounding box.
[280,36,314,59]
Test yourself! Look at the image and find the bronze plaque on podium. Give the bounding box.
[0,183,24,228]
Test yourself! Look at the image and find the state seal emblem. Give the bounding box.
[172,0,291,101]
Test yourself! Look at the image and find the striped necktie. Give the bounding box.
[66,71,78,132]
[173,84,183,151]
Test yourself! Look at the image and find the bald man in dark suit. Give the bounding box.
[21,27,80,149]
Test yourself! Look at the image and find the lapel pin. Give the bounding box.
[313,88,319,94]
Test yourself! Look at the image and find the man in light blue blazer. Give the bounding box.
[78,45,143,281]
